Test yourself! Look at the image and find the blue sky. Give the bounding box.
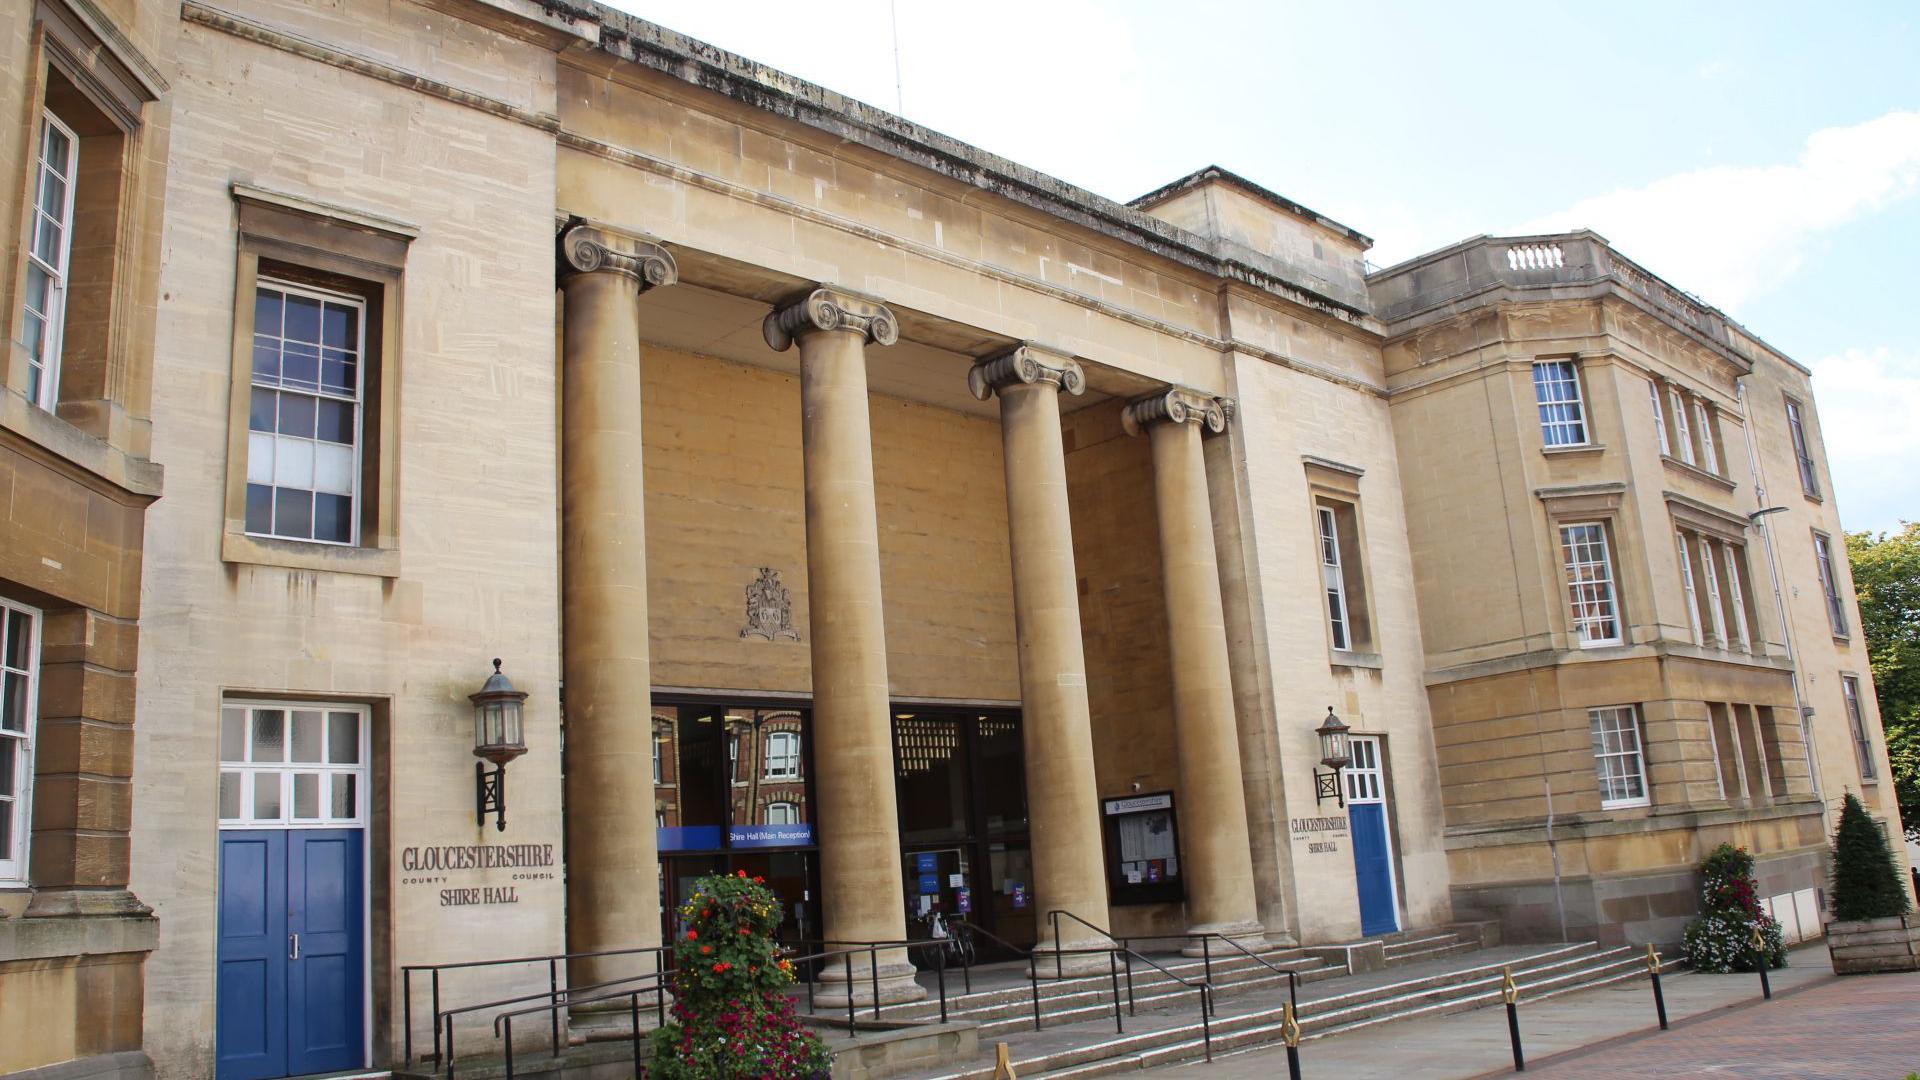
[604,1,1919,532]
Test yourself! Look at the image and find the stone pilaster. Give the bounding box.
[762,286,923,1005]
[557,222,676,988]
[1123,388,1264,948]
[969,345,1111,972]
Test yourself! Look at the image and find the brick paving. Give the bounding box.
[1519,970,1920,1079]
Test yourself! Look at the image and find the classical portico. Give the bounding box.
[553,215,1273,993]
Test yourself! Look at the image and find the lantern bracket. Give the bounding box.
[1314,767,1346,808]
[476,760,509,831]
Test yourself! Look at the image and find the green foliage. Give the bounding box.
[1682,843,1786,972]
[1830,792,1913,921]
[1846,524,1920,840]
[647,871,832,1079]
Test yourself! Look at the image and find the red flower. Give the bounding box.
[736,870,747,878]
[686,929,698,940]
[700,944,712,955]
[753,876,765,884]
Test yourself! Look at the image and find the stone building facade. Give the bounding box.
[0,1,1902,1078]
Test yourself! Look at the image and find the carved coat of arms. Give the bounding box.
[740,567,800,641]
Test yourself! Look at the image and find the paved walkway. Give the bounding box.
[1155,944,1875,1080]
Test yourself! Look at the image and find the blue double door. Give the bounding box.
[217,829,366,1080]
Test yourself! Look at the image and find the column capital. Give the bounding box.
[762,286,899,351]
[1121,387,1233,437]
[967,344,1085,401]
[557,221,678,290]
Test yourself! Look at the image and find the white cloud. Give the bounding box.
[1522,110,1920,312]
[1808,347,1920,532]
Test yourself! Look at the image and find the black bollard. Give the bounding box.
[1646,944,1669,1030]
[1281,1002,1304,1080]
[1750,927,1772,1000]
[1501,966,1525,1072]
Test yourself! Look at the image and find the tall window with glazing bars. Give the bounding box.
[1532,359,1588,447]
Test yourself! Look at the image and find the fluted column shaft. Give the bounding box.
[970,347,1111,970]
[557,224,676,988]
[1126,389,1263,944]
[764,287,923,1005]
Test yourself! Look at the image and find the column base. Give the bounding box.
[812,956,928,1007]
[1180,920,1267,957]
[1031,939,1119,978]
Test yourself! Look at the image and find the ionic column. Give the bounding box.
[557,223,677,989]
[1123,388,1264,947]
[969,346,1111,972]
[763,286,924,1005]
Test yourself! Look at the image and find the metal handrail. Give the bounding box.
[949,919,1046,1031]
[1187,931,1298,1017]
[437,969,668,1079]
[493,978,664,1080]
[1047,909,1213,1061]
[780,937,954,1030]
[401,943,672,1067]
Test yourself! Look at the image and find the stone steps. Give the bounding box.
[906,942,1652,1080]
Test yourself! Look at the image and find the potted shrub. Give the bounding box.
[1682,843,1786,973]
[1825,793,1919,974]
[649,870,835,1078]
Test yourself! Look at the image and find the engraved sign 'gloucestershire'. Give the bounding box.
[740,566,800,641]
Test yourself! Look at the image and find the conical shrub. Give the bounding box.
[1830,792,1912,921]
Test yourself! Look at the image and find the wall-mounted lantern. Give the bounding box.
[471,658,528,831]
[1313,706,1351,808]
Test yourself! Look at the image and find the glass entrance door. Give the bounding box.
[892,709,1033,957]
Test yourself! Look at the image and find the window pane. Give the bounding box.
[252,773,282,819]
[5,609,28,670]
[0,800,10,855]
[34,218,62,266]
[273,437,314,490]
[281,342,319,389]
[321,352,356,394]
[321,303,356,349]
[290,711,324,762]
[255,289,283,337]
[245,484,274,534]
[219,771,242,819]
[316,399,354,444]
[249,388,277,433]
[277,393,315,438]
[220,708,246,762]
[274,487,313,539]
[0,740,14,796]
[250,709,285,762]
[327,712,360,763]
[293,773,320,819]
[253,336,281,382]
[313,443,354,495]
[285,294,322,342]
[331,773,357,819]
[2,672,26,733]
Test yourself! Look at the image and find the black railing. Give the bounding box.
[1188,931,1299,1017]
[781,937,955,1030]
[437,968,667,1079]
[400,944,671,1070]
[1047,909,1214,1062]
[493,978,662,1080]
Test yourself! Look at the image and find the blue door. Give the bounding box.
[219,830,364,1080]
[1345,737,1401,937]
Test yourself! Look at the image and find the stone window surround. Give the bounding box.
[220,184,415,578]
[1665,494,1762,656]
[1810,527,1848,641]
[1535,483,1630,651]
[1302,456,1381,668]
[0,596,40,886]
[1782,391,1822,502]
[1529,356,1590,449]
[1840,673,1876,784]
[7,0,165,460]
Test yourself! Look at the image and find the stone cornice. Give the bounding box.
[1121,387,1231,437]
[761,287,899,351]
[966,345,1085,401]
[557,222,677,289]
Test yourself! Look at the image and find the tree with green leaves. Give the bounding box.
[1845,523,1920,840]
[1830,792,1912,921]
